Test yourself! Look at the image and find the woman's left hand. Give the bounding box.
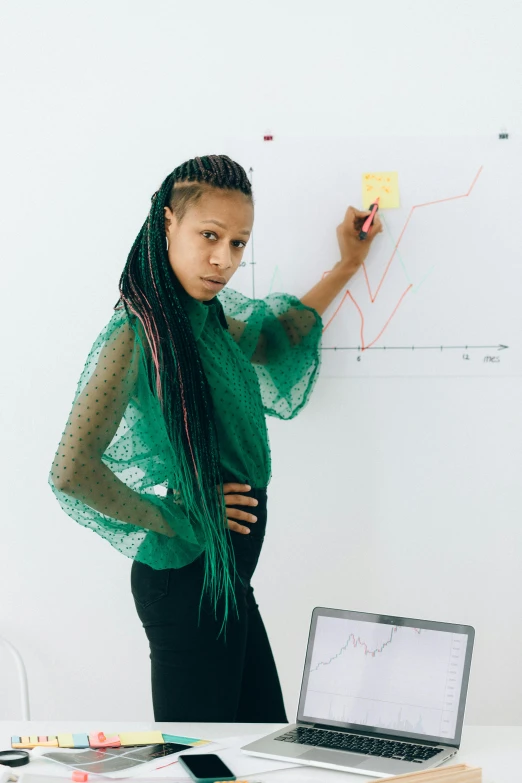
[336,205,383,275]
[221,482,258,535]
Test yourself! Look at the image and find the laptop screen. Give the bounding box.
[297,608,474,747]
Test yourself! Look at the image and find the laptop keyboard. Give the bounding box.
[275,727,445,763]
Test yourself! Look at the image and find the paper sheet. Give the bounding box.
[148,735,300,780]
[23,735,300,781]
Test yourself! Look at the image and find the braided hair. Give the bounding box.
[117,155,253,625]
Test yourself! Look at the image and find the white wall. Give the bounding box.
[1,0,521,724]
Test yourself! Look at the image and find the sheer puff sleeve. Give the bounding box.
[48,307,205,568]
[219,288,323,420]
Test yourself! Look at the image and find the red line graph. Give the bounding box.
[323,167,483,350]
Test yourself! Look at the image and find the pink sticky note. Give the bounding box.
[88,732,120,748]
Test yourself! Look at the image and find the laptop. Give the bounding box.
[242,607,475,778]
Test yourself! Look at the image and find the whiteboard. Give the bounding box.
[221,136,521,377]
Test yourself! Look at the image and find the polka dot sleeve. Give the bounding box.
[48,308,205,568]
[219,288,323,420]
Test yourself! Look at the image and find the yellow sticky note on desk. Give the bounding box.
[118,731,165,746]
[362,171,400,209]
[57,734,77,748]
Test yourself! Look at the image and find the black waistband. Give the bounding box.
[166,486,267,496]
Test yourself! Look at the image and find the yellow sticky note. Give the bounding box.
[362,171,400,209]
[118,731,165,746]
[57,734,75,748]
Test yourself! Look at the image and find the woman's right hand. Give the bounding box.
[222,482,258,535]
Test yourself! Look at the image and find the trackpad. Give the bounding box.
[300,748,365,767]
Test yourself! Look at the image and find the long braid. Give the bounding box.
[116,156,253,627]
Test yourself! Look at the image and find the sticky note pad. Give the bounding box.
[362,171,400,209]
[13,735,57,748]
[119,731,165,746]
[13,739,32,748]
[89,732,120,748]
[71,734,90,748]
[57,734,75,748]
[38,737,58,747]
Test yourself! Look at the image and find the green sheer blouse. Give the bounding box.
[48,286,323,570]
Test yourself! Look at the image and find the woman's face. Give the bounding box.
[164,187,254,301]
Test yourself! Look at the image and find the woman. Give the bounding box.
[49,154,382,722]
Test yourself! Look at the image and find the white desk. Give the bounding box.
[1,723,520,783]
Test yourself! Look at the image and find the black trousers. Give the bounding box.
[131,487,288,723]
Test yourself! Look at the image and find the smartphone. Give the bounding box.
[178,752,236,782]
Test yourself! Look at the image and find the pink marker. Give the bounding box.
[359,196,380,240]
